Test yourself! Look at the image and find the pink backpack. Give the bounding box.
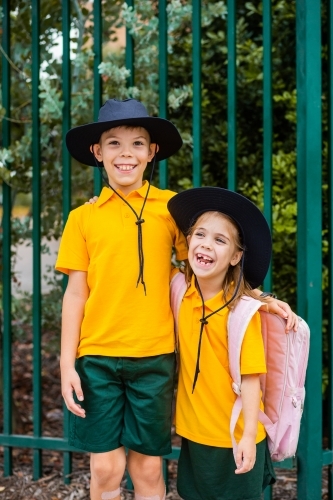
[170,272,310,462]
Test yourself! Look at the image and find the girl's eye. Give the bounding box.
[194,231,204,237]
[216,238,226,244]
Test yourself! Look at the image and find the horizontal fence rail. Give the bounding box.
[0,0,331,498]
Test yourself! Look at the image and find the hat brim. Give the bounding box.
[66,117,182,166]
[167,187,272,289]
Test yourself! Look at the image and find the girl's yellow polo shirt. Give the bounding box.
[175,276,267,448]
[55,183,187,358]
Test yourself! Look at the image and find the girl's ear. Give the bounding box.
[91,143,102,161]
[230,251,243,267]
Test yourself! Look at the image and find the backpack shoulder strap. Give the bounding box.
[227,296,263,393]
[170,272,187,350]
[227,296,263,462]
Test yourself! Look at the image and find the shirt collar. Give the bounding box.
[95,181,159,208]
[185,274,228,317]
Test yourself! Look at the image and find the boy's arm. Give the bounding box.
[252,288,298,332]
[60,270,89,418]
[235,374,261,474]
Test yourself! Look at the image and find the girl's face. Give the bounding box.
[187,212,243,286]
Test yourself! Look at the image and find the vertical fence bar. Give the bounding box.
[262,0,272,293]
[329,0,333,496]
[158,0,168,189]
[93,0,102,195]
[62,0,72,483]
[1,0,12,477]
[126,0,134,88]
[296,0,323,498]
[192,0,201,187]
[227,0,236,191]
[32,0,42,480]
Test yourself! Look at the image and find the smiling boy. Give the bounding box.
[56,99,187,500]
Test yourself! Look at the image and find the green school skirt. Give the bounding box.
[177,438,276,500]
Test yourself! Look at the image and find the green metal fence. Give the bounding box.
[0,0,330,498]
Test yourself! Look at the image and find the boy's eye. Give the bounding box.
[134,141,144,146]
[108,140,119,145]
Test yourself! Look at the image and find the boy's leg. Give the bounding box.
[127,450,166,500]
[90,446,126,500]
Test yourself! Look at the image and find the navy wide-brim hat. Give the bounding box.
[66,98,183,165]
[167,187,272,289]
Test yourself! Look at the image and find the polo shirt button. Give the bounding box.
[124,213,130,218]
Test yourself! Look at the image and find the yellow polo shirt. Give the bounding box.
[175,276,267,448]
[55,182,187,358]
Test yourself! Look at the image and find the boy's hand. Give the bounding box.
[235,436,256,474]
[61,368,86,418]
[261,299,299,332]
[85,196,98,205]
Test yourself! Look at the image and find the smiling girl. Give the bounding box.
[168,187,276,500]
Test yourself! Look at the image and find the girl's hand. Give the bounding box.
[262,299,299,332]
[85,196,98,205]
[235,436,256,474]
[61,367,86,418]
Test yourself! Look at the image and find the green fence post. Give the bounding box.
[126,0,134,88]
[263,0,272,292]
[329,0,333,497]
[192,0,201,188]
[296,0,322,498]
[158,0,168,189]
[1,0,12,477]
[62,0,72,483]
[93,0,103,196]
[227,0,236,191]
[32,0,42,480]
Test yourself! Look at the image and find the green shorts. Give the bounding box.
[177,438,276,500]
[69,354,176,455]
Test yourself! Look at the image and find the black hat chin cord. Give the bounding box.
[94,147,157,295]
[192,254,245,393]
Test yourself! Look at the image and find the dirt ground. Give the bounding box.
[0,334,330,499]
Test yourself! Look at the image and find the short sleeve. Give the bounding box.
[240,311,267,375]
[170,217,188,261]
[55,209,89,275]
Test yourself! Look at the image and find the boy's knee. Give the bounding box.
[128,454,163,485]
[90,450,126,486]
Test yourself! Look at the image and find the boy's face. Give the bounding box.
[92,126,157,195]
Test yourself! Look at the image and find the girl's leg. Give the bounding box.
[90,446,126,500]
[127,450,166,499]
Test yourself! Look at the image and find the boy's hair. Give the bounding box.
[184,211,267,308]
[97,125,152,146]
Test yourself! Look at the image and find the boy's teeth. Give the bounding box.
[118,165,134,170]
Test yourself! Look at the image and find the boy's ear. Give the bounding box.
[91,143,102,161]
[149,143,159,161]
[230,251,243,267]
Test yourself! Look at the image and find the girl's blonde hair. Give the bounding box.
[184,211,268,309]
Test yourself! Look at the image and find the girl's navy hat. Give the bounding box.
[167,187,272,289]
[66,98,182,165]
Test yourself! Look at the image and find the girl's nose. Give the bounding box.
[201,242,211,249]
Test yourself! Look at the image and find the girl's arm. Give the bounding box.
[60,270,89,418]
[235,374,261,474]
